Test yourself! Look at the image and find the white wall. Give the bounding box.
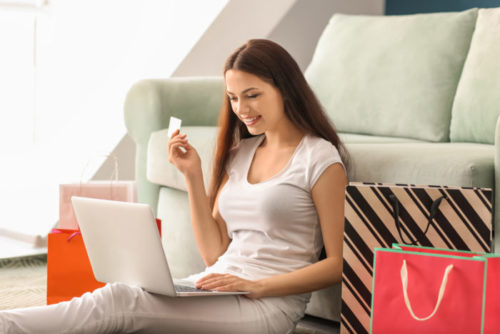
[36,0,228,155]
[0,0,228,241]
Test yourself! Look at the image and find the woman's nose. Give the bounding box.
[236,100,249,114]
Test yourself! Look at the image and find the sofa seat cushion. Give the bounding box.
[346,142,494,188]
[340,133,426,144]
[305,9,478,142]
[157,186,206,279]
[147,126,218,192]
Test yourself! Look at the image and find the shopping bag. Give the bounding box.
[59,181,137,229]
[340,182,493,334]
[46,229,105,304]
[370,246,500,334]
[47,220,162,304]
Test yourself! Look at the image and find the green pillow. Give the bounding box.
[305,9,478,142]
[450,8,500,144]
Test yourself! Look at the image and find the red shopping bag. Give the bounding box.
[46,229,105,304]
[47,219,162,305]
[390,244,500,334]
[370,246,500,334]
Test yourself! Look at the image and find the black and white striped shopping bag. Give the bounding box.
[340,182,493,334]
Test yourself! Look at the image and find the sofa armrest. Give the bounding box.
[494,116,500,252]
[124,77,224,210]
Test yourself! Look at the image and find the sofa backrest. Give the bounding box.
[305,9,478,142]
[450,8,500,144]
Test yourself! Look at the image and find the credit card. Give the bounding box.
[167,116,182,138]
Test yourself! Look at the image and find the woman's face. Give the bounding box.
[225,69,286,136]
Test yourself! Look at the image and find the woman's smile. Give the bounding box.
[241,115,262,126]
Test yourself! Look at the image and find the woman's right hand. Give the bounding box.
[168,130,202,178]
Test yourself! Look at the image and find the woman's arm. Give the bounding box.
[196,163,347,298]
[185,172,231,266]
[168,131,231,266]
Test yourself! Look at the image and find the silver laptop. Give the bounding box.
[71,196,247,297]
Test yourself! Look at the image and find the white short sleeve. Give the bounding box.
[307,137,344,190]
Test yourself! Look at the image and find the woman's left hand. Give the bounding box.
[196,273,264,299]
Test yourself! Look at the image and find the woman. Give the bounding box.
[0,39,348,334]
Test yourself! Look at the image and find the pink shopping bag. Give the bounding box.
[370,246,500,334]
[59,181,137,229]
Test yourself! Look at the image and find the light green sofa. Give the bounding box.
[124,7,500,332]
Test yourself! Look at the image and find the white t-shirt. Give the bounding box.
[186,134,343,304]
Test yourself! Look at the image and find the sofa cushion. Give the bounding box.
[450,8,500,144]
[147,129,427,191]
[305,284,341,323]
[346,142,494,188]
[157,186,206,279]
[340,133,425,144]
[305,9,478,142]
[147,126,218,192]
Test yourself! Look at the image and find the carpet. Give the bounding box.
[0,255,47,310]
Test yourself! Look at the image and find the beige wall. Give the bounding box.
[268,0,385,71]
[173,0,296,76]
[174,0,385,76]
[93,134,136,180]
[96,0,385,181]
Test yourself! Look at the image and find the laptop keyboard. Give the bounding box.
[174,284,214,293]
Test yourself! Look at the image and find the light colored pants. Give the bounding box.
[0,282,305,334]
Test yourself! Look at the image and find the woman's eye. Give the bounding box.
[229,97,237,102]
[247,94,259,99]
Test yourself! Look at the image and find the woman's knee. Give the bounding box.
[97,282,143,310]
[79,283,146,332]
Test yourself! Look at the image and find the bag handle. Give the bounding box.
[51,229,82,241]
[79,154,119,182]
[389,194,446,245]
[77,154,120,199]
[67,231,81,242]
[401,260,453,321]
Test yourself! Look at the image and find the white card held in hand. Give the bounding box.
[167,117,182,138]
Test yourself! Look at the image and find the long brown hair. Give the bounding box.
[209,39,348,207]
